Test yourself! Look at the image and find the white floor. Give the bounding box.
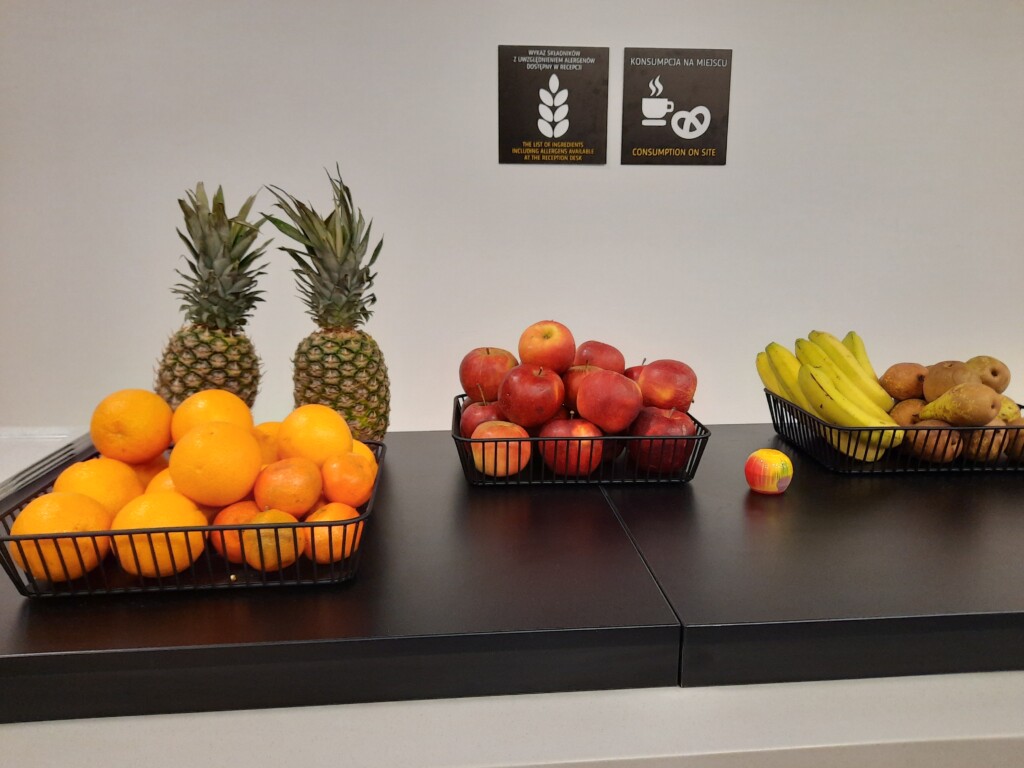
[1,673,1023,767]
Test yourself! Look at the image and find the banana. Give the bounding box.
[807,330,894,413]
[798,364,903,455]
[794,339,896,424]
[828,430,889,462]
[755,351,787,400]
[764,342,816,412]
[841,330,880,381]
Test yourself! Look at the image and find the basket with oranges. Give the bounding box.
[0,388,384,597]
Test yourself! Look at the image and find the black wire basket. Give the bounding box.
[451,394,710,486]
[765,390,1024,474]
[0,435,384,598]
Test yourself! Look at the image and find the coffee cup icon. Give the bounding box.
[642,97,675,126]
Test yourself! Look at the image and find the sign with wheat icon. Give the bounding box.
[498,45,609,165]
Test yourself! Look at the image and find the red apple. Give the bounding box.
[538,418,604,476]
[527,405,570,437]
[470,421,532,477]
[459,400,504,439]
[573,340,626,374]
[628,406,697,473]
[497,364,566,427]
[562,364,600,413]
[637,359,698,412]
[517,320,576,374]
[624,362,646,383]
[575,369,643,434]
[459,347,518,403]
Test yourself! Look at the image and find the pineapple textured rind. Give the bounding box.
[156,326,261,408]
[293,329,390,442]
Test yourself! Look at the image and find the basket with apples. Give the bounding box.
[452,320,710,486]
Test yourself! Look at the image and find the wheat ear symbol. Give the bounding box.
[538,74,569,138]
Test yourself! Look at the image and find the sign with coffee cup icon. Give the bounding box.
[621,48,732,165]
[498,45,609,165]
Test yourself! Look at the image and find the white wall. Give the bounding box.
[2,0,1022,431]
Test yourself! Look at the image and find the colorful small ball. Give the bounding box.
[744,448,794,495]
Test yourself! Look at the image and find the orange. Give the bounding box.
[209,500,260,564]
[253,421,282,464]
[253,457,323,517]
[145,467,177,494]
[170,389,254,444]
[111,491,208,578]
[304,502,363,563]
[8,491,113,582]
[321,452,377,508]
[89,388,173,464]
[168,421,262,507]
[351,439,378,466]
[128,453,169,488]
[53,456,144,515]
[242,509,308,571]
[277,404,353,467]
[145,468,220,522]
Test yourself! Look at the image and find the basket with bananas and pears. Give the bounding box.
[756,330,1024,474]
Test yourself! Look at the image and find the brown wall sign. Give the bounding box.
[621,48,732,165]
[498,45,609,165]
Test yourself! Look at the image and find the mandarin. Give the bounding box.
[304,502,363,563]
[53,456,144,515]
[8,491,113,582]
[168,421,262,507]
[90,388,173,464]
[241,509,308,571]
[170,389,254,444]
[277,404,353,467]
[111,491,208,578]
[253,457,323,517]
[209,500,260,564]
[321,452,377,508]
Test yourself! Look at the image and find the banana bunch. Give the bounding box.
[756,330,903,462]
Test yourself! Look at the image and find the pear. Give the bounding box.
[962,417,1007,463]
[965,355,1011,394]
[879,363,928,401]
[997,395,1021,423]
[1004,417,1024,461]
[916,382,1002,427]
[889,398,926,427]
[922,361,980,402]
[904,419,962,463]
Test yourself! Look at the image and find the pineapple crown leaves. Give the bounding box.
[173,182,270,331]
[263,164,382,330]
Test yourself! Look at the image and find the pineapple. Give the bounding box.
[155,183,268,408]
[266,166,390,442]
